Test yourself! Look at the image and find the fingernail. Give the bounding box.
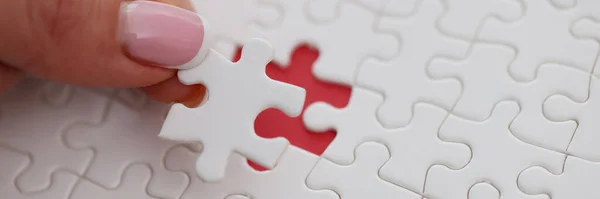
[118,1,212,69]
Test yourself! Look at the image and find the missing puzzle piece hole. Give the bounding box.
[228,43,351,171]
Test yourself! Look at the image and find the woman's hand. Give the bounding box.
[0,0,210,107]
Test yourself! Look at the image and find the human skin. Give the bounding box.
[0,0,209,107]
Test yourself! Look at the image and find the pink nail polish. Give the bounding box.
[119,1,212,69]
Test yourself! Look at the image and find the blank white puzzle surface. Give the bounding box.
[2,0,600,198]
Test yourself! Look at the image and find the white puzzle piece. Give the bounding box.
[64,99,188,199]
[0,146,78,199]
[306,141,422,199]
[0,79,102,192]
[250,0,399,85]
[164,145,339,199]
[356,0,468,128]
[428,42,590,152]
[305,0,388,22]
[518,155,600,199]
[424,101,566,199]
[303,87,470,193]
[69,164,156,199]
[544,77,600,162]
[159,38,306,182]
[437,0,522,40]
[477,0,600,81]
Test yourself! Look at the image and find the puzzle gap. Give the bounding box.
[230,43,351,171]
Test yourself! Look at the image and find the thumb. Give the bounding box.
[0,0,210,89]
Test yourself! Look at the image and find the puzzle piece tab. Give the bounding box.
[306,141,422,199]
[468,183,500,199]
[159,38,306,182]
[518,156,600,199]
[544,76,600,162]
[304,88,470,193]
[425,101,565,199]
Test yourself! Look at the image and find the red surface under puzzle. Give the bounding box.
[231,44,352,171]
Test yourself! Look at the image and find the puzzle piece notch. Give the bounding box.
[428,42,590,153]
[571,17,600,78]
[164,145,339,199]
[425,101,566,199]
[305,87,471,193]
[477,0,599,81]
[543,76,600,162]
[70,164,157,199]
[0,79,101,192]
[306,141,422,199]
[64,99,188,199]
[250,0,400,86]
[518,155,600,199]
[468,183,501,199]
[159,38,306,182]
[356,0,467,128]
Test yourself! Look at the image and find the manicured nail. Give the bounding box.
[118,1,212,69]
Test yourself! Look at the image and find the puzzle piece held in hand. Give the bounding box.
[159,38,306,182]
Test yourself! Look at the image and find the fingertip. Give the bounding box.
[0,64,24,94]
[140,76,206,107]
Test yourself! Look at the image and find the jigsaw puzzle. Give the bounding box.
[2,0,600,198]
